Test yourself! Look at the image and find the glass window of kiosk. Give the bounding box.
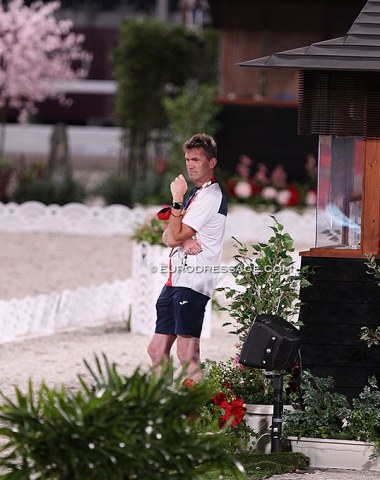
[316,136,364,249]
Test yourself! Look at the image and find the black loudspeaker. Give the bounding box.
[239,314,301,370]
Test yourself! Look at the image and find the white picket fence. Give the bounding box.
[0,201,315,244]
[0,202,316,343]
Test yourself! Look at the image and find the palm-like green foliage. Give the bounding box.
[0,355,238,479]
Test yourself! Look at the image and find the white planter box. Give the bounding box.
[130,242,211,337]
[289,437,380,471]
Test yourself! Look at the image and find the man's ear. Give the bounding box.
[210,157,217,169]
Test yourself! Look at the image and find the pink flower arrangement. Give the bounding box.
[227,154,317,208]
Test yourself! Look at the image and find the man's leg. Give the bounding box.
[148,285,176,369]
[147,332,176,369]
[177,334,202,381]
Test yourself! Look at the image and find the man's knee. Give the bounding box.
[177,349,197,364]
[147,341,157,361]
[147,334,175,364]
[177,339,200,366]
[147,342,165,364]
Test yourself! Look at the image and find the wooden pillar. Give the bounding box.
[362,139,380,255]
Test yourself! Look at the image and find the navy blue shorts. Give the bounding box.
[155,285,210,338]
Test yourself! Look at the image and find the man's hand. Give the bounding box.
[164,173,195,248]
[181,238,203,255]
[170,174,188,202]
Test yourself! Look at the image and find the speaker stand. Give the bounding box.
[265,371,284,453]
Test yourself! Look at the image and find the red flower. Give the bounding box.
[286,184,300,207]
[182,378,196,389]
[222,382,233,391]
[213,391,228,409]
[213,391,246,429]
[250,181,263,196]
[228,398,246,426]
[226,179,236,197]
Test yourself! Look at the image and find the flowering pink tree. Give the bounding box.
[0,0,92,156]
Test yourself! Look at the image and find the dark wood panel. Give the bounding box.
[301,256,380,282]
[300,344,380,367]
[300,280,380,303]
[299,302,380,326]
[302,365,380,392]
[298,256,380,400]
[301,324,367,345]
[212,0,365,35]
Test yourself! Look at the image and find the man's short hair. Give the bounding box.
[183,133,217,161]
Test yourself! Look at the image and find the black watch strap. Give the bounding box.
[171,202,182,210]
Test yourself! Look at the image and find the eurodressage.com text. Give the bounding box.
[150,264,295,274]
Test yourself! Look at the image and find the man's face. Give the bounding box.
[185,147,216,186]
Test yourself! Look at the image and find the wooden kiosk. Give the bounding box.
[241,0,380,398]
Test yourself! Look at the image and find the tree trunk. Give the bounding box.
[0,101,9,159]
[118,128,150,184]
[48,122,71,185]
[118,129,130,177]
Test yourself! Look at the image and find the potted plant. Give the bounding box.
[192,362,255,454]
[210,216,309,450]
[130,213,167,246]
[202,357,299,452]
[217,215,311,346]
[202,357,273,452]
[283,370,380,471]
[202,357,275,406]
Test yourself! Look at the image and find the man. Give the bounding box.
[147,133,228,381]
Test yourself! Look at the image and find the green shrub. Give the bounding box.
[283,370,354,440]
[12,176,87,205]
[0,355,238,479]
[113,19,218,183]
[202,358,275,406]
[130,215,166,246]
[95,174,134,207]
[348,376,380,456]
[162,80,221,173]
[283,371,380,457]
[132,170,173,205]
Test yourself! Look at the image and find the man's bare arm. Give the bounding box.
[163,221,196,247]
[162,173,196,247]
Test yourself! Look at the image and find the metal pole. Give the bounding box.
[271,373,284,453]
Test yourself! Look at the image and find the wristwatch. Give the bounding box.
[171,202,182,210]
